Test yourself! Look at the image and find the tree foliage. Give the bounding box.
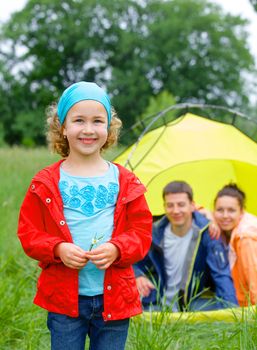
[139,91,176,121]
[0,0,256,145]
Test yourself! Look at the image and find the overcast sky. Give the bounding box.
[213,0,257,58]
[0,0,257,59]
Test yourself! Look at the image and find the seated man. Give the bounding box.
[134,181,238,311]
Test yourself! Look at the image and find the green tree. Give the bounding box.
[120,90,177,145]
[140,90,176,121]
[0,0,256,144]
[142,0,255,107]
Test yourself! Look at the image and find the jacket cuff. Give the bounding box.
[133,265,145,278]
[51,240,66,262]
[108,240,122,265]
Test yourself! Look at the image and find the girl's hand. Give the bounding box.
[85,243,120,270]
[54,242,88,269]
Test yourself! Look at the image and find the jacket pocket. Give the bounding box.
[211,243,229,270]
[119,269,139,303]
[37,265,56,298]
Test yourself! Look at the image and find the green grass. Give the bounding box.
[1,147,257,350]
[0,147,57,350]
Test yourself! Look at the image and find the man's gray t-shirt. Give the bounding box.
[163,224,193,307]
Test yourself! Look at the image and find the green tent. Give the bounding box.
[114,113,257,216]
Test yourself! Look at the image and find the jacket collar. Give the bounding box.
[32,160,146,204]
[33,159,63,186]
[114,163,147,202]
[153,211,209,247]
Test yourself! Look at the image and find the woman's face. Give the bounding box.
[214,195,243,233]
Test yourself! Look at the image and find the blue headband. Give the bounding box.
[57,81,112,127]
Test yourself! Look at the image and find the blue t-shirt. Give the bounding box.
[59,162,119,296]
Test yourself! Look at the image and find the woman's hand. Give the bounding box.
[209,221,221,240]
[197,207,221,240]
[54,242,88,269]
[198,207,214,221]
[85,243,120,270]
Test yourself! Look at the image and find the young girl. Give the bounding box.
[17,81,152,350]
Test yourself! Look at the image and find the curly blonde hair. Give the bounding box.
[46,103,122,158]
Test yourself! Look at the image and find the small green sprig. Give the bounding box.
[89,233,104,251]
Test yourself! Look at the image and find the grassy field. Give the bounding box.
[1,147,257,350]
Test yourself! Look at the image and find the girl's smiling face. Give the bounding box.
[63,100,108,158]
[214,195,243,233]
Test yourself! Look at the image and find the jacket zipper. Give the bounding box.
[32,178,73,243]
[183,223,209,305]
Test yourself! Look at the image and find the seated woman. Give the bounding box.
[213,183,257,306]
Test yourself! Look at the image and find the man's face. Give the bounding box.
[164,192,194,230]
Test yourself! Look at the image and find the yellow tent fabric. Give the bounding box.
[139,305,256,324]
[115,113,257,216]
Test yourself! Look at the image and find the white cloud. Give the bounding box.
[211,0,257,59]
[0,0,27,22]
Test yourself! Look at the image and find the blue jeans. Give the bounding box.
[47,295,129,350]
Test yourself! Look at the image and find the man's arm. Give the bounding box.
[206,237,238,306]
[133,243,157,298]
[197,207,221,240]
[136,276,155,297]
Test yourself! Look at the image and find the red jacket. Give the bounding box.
[17,160,152,320]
